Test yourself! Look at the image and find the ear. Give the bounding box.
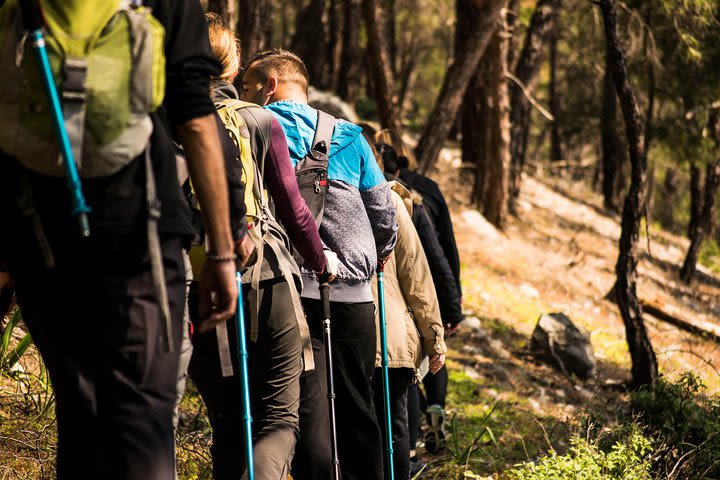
[266,77,279,97]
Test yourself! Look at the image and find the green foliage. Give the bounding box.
[630,373,720,478]
[698,237,720,273]
[0,307,32,373]
[446,404,499,470]
[507,428,653,480]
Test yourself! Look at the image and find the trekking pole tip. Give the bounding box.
[78,213,90,237]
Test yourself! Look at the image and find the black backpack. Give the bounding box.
[294,110,336,228]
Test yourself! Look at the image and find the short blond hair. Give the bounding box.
[206,13,240,83]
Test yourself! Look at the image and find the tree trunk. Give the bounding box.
[291,0,329,88]
[337,0,363,102]
[384,0,398,75]
[238,0,271,67]
[207,0,234,26]
[600,51,624,212]
[549,30,563,162]
[461,0,510,228]
[416,0,505,173]
[688,163,703,238]
[601,0,658,388]
[508,0,560,208]
[362,0,402,133]
[681,161,720,283]
[327,0,344,90]
[506,0,519,71]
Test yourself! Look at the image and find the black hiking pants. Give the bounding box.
[188,277,302,480]
[423,364,448,408]
[373,367,414,480]
[292,299,384,480]
[0,221,185,480]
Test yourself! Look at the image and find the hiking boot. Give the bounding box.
[424,404,446,454]
[409,456,426,478]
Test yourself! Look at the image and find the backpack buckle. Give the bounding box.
[147,198,162,220]
[62,58,88,102]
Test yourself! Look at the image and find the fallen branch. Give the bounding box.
[505,70,555,121]
[641,299,720,345]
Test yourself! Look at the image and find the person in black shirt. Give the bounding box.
[0,1,242,479]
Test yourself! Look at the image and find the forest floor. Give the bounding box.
[2,152,720,479]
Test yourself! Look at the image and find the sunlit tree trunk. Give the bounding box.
[508,0,560,209]
[601,53,624,212]
[238,0,271,66]
[601,0,657,388]
[416,0,505,173]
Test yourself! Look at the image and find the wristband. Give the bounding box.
[206,253,237,263]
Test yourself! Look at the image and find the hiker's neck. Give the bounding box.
[272,84,308,105]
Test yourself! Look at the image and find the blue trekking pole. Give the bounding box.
[235,272,254,480]
[19,0,91,236]
[377,264,395,480]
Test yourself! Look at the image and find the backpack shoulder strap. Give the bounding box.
[309,110,335,160]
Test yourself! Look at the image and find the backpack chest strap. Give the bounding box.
[61,57,88,168]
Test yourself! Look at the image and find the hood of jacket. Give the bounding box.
[210,80,239,104]
[390,180,413,216]
[266,100,362,162]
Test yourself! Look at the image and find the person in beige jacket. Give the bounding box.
[371,180,447,480]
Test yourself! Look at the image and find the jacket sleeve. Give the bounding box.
[392,194,446,358]
[357,135,398,260]
[264,118,326,272]
[432,193,462,298]
[413,204,463,326]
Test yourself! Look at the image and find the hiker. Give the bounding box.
[377,142,461,471]
[185,16,336,480]
[368,166,447,480]
[376,130,462,455]
[242,49,398,480]
[0,1,240,479]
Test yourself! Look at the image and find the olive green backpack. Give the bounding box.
[0,0,165,178]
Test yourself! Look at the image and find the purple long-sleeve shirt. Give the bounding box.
[264,118,326,273]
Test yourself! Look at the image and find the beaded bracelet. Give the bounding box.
[206,253,237,263]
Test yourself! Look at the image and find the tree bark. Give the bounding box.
[461,0,510,228]
[601,0,657,388]
[508,0,560,208]
[238,0,271,67]
[600,50,624,212]
[207,0,233,26]
[549,29,563,162]
[337,0,364,102]
[362,0,402,133]
[416,0,505,173]
[681,111,720,283]
[681,162,720,283]
[291,0,329,88]
[688,163,703,238]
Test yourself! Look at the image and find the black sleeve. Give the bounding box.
[413,204,463,326]
[433,194,462,299]
[214,114,247,241]
[150,0,222,127]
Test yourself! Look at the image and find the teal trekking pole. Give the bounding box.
[19,0,91,236]
[235,272,254,480]
[377,263,395,480]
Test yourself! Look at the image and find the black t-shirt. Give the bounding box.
[0,0,221,238]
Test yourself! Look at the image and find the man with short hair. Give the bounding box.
[242,49,398,480]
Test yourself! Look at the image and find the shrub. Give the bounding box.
[630,373,720,478]
[506,427,653,480]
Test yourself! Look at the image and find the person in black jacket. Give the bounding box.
[0,2,241,479]
[377,142,462,462]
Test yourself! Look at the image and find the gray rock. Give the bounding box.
[307,86,360,123]
[530,313,596,379]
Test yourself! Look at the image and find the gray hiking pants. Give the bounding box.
[188,276,302,480]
